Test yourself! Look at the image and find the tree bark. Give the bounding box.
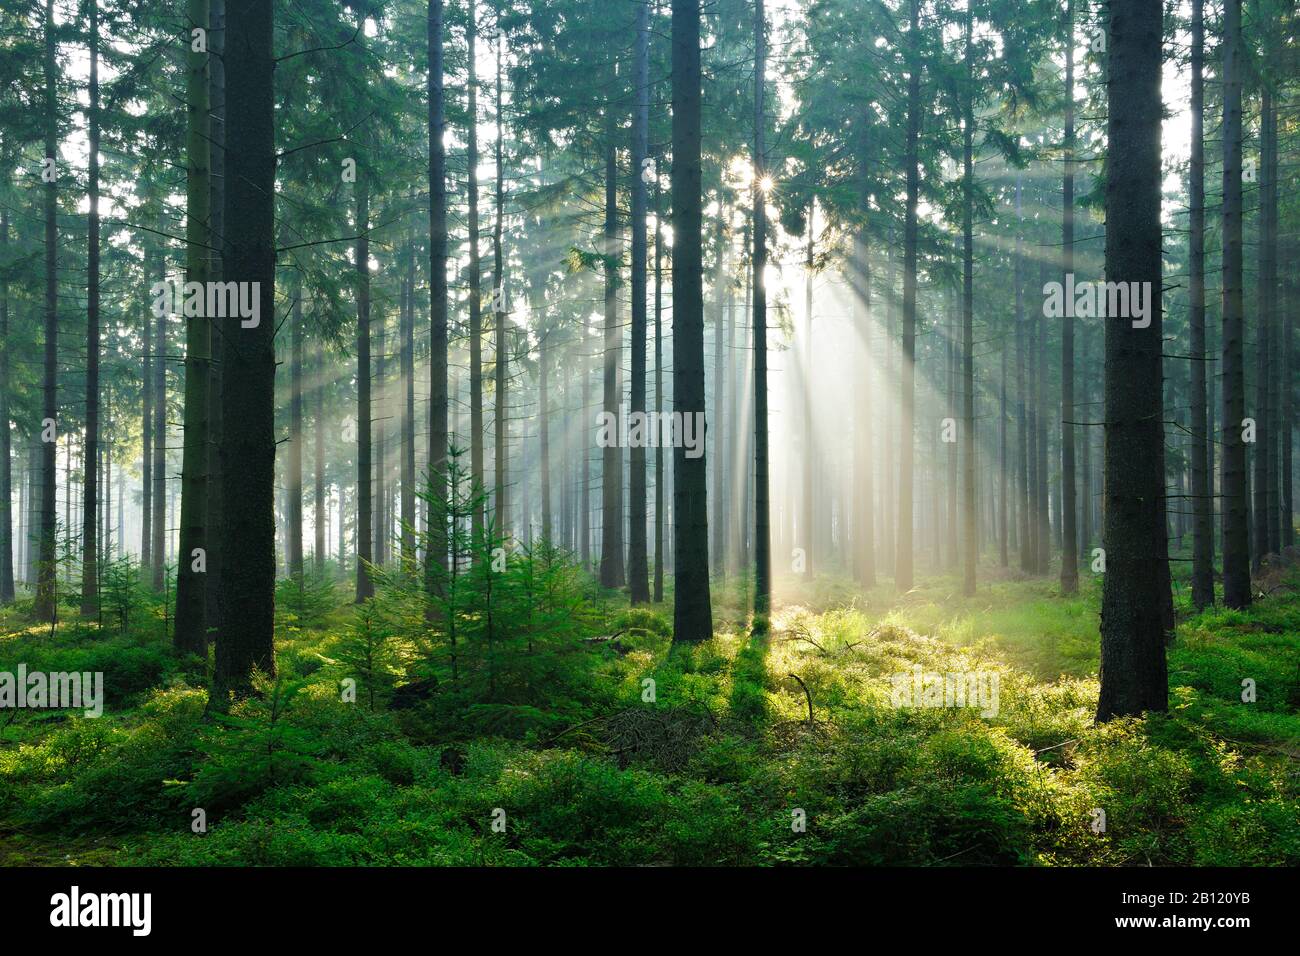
[1097,0,1169,721]
[175,0,211,653]
[212,0,277,704]
[670,0,713,640]
[1059,0,1078,594]
[627,0,651,602]
[1220,0,1250,608]
[1188,0,1213,608]
[895,0,921,593]
[752,0,771,617]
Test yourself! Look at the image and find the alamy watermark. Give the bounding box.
[0,665,104,718]
[596,403,705,459]
[1042,274,1152,329]
[150,279,261,328]
[889,665,1000,718]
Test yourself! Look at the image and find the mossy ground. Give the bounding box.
[1,557,1296,866]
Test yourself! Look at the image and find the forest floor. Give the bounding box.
[1,554,1297,866]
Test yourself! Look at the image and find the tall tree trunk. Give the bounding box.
[599,129,625,588]
[35,0,59,622]
[895,0,921,593]
[671,0,713,640]
[802,201,815,576]
[492,34,508,540]
[653,173,666,603]
[152,270,166,591]
[81,0,102,615]
[627,0,651,602]
[1097,0,1169,721]
[206,0,225,642]
[960,7,976,596]
[853,227,875,587]
[287,284,304,580]
[0,210,13,602]
[142,248,154,573]
[711,210,728,577]
[427,0,449,602]
[213,0,276,703]
[401,232,415,565]
[1015,178,1030,572]
[1260,74,1280,557]
[373,307,387,566]
[315,346,326,572]
[1059,0,1078,593]
[175,0,211,652]
[466,1,485,537]
[1188,0,1213,608]
[1220,0,1250,608]
[752,0,771,617]
[355,177,374,601]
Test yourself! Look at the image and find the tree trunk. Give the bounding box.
[206,0,225,642]
[895,0,921,593]
[1188,0,1213,608]
[752,0,771,617]
[466,1,485,537]
[492,35,508,541]
[627,0,651,602]
[653,174,666,603]
[599,130,625,588]
[175,0,211,653]
[671,0,713,639]
[35,0,59,623]
[711,210,728,577]
[1059,0,1078,594]
[1220,0,1250,608]
[961,7,976,596]
[1097,0,1169,721]
[288,284,304,580]
[0,210,13,602]
[355,177,374,601]
[213,0,276,703]
[81,0,102,615]
[152,265,167,591]
[427,0,449,601]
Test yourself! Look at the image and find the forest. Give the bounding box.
[0,0,1296,876]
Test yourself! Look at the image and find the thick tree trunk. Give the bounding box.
[212,0,277,704]
[1220,0,1250,608]
[1096,0,1169,721]
[670,0,712,640]
[175,0,211,653]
